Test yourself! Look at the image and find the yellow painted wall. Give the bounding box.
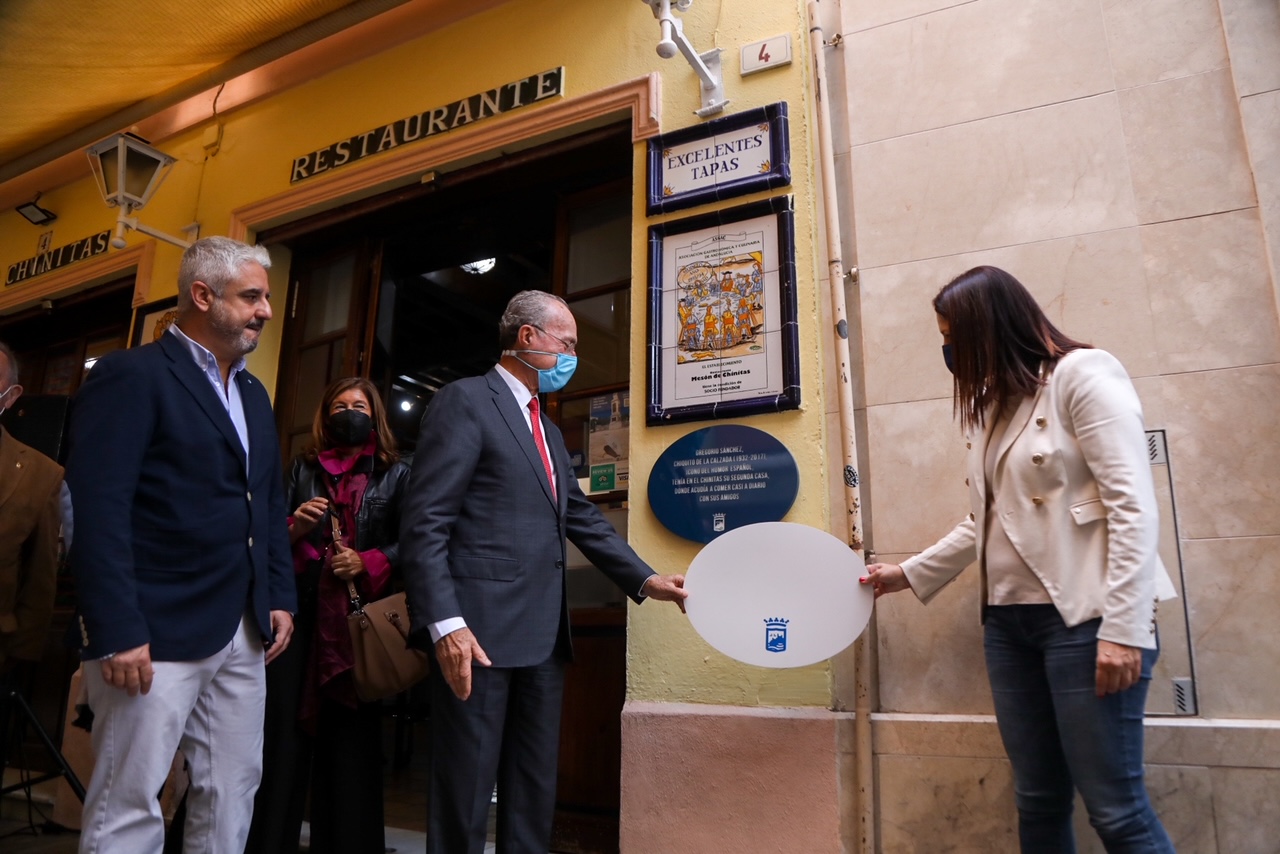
[0,0,834,707]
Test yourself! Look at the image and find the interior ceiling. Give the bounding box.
[0,0,417,175]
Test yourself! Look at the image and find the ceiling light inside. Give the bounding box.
[460,258,496,275]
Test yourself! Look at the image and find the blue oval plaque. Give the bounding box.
[647,425,799,543]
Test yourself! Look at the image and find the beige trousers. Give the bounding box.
[78,613,266,854]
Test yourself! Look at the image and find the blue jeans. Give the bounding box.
[984,605,1175,854]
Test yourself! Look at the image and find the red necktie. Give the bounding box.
[528,397,557,500]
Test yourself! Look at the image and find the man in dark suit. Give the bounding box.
[65,236,296,853]
[401,290,687,854]
[0,342,64,678]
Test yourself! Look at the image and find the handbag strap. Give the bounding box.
[346,580,365,615]
[332,488,369,618]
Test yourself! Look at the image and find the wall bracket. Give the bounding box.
[642,0,728,118]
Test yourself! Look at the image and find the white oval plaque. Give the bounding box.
[683,522,873,668]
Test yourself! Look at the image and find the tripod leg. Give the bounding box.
[1,685,86,802]
[0,685,12,791]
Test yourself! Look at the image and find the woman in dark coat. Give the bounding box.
[247,377,412,854]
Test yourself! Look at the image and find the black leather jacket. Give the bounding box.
[286,453,413,569]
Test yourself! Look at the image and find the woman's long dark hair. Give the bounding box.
[306,377,399,470]
[933,266,1089,430]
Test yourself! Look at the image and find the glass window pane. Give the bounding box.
[328,337,346,381]
[304,253,356,339]
[43,349,78,396]
[288,431,311,461]
[563,291,629,392]
[82,333,125,380]
[566,195,630,294]
[558,396,592,479]
[293,345,331,431]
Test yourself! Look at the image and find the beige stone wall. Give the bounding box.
[621,703,847,853]
[831,0,1280,848]
[869,715,1280,853]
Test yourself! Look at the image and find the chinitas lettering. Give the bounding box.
[290,68,565,183]
[6,231,110,287]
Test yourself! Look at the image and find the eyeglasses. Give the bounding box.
[532,324,576,355]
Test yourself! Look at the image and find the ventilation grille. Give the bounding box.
[1173,677,1197,716]
[1146,430,1168,465]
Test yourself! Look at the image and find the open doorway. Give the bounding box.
[265,124,635,853]
[0,277,133,401]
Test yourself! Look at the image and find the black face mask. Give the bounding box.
[328,409,373,447]
[942,344,956,375]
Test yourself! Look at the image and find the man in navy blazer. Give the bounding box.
[401,290,687,854]
[66,237,296,853]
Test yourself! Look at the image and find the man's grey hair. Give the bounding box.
[498,290,568,349]
[0,340,18,386]
[176,236,272,312]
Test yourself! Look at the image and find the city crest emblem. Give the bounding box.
[764,617,789,653]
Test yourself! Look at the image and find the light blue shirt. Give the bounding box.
[167,324,250,467]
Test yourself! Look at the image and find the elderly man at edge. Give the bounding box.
[0,342,64,681]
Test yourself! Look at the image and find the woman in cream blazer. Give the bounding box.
[863,266,1176,853]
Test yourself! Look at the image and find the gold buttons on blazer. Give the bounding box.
[1031,497,1044,506]
[1035,416,1047,428]
[966,441,972,449]
[969,512,975,521]
[1031,453,1044,465]
[964,478,970,486]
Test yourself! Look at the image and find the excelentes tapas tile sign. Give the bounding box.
[6,231,110,287]
[290,68,565,183]
[646,102,791,216]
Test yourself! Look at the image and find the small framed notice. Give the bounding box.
[646,102,791,216]
[588,391,630,492]
[130,295,180,348]
[646,195,800,426]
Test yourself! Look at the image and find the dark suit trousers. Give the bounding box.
[428,655,566,854]
[248,611,386,854]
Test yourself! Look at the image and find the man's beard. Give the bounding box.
[209,298,263,357]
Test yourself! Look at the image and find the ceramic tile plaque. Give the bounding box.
[646,195,800,425]
[646,102,790,216]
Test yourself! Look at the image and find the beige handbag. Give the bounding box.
[346,584,430,703]
[333,516,429,702]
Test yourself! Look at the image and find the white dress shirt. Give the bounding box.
[167,324,250,466]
